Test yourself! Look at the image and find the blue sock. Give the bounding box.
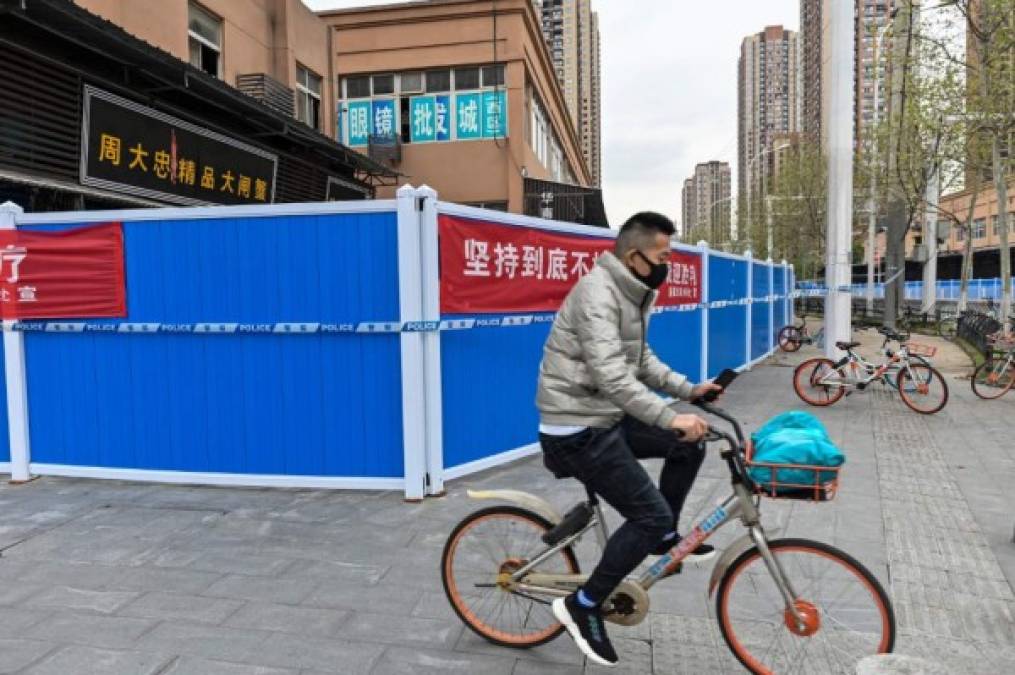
[576,589,597,608]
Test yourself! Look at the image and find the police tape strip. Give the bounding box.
[1,298,804,336]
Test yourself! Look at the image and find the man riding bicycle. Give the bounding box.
[536,211,721,667]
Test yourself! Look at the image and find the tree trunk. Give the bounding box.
[993,137,1011,332]
[958,177,982,312]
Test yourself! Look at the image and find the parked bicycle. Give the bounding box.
[971,331,1015,400]
[777,314,825,352]
[897,305,958,340]
[441,399,896,674]
[792,328,948,414]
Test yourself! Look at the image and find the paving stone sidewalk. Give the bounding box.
[0,332,1013,673]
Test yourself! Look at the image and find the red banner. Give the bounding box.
[0,223,126,319]
[439,215,701,314]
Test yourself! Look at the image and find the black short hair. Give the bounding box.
[615,212,675,256]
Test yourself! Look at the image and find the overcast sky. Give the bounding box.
[306,0,799,227]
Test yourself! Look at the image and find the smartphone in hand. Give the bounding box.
[701,368,738,402]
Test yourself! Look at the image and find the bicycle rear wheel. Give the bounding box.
[897,363,949,414]
[716,538,895,675]
[441,505,579,648]
[971,359,1015,400]
[937,318,958,340]
[778,325,803,352]
[792,357,846,406]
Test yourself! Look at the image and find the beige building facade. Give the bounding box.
[322,0,594,216]
[537,0,601,186]
[75,0,339,137]
[870,180,1015,260]
[74,0,593,218]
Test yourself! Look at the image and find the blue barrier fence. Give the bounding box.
[0,190,792,497]
[800,278,1012,302]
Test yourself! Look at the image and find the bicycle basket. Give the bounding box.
[902,342,937,358]
[744,440,841,502]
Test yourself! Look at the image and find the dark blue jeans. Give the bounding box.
[540,416,706,604]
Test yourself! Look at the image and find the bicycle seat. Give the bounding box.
[836,340,861,350]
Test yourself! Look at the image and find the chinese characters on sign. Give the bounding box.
[481,91,508,138]
[410,97,437,143]
[455,93,482,140]
[83,87,277,206]
[347,101,371,146]
[343,91,508,145]
[439,215,701,314]
[0,223,126,320]
[372,99,396,139]
[435,95,451,142]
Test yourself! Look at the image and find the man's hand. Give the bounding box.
[669,414,709,442]
[691,382,723,401]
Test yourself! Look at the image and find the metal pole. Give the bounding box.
[825,0,854,359]
[0,202,31,484]
[921,167,939,315]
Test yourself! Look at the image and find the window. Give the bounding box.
[400,71,423,93]
[973,218,986,239]
[454,67,480,90]
[372,74,394,95]
[956,227,964,241]
[482,64,505,88]
[345,76,371,98]
[296,65,322,130]
[467,201,508,211]
[188,3,221,77]
[426,69,451,93]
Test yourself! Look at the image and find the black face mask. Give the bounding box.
[630,251,668,289]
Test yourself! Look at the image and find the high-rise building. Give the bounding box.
[800,0,897,151]
[539,0,602,186]
[738,25,801,230]
[682,161,732,243]
[681,177,696,238]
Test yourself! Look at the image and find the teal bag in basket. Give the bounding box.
[748,411,844,488]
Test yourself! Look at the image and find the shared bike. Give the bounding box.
[792,327,948,414]
[441,399,896,673]
[971,331,1015,399]
[777,315,825,352]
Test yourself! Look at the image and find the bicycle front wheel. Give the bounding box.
[778,325,803,352]
[792,357,846,406]
[897,363,949,414]
[937,318,958,340]
[441,506,579,648]
[716,538,895,674]
[971,359,1015,400]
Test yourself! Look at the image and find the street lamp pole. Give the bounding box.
[745,147,772,249]
[867,19,893,315]
[826,0,854,359]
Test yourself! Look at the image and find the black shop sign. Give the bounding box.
[81,86,277,206]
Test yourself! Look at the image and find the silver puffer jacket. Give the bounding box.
[536,251,694,430]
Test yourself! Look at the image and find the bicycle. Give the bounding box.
[777,314,825,352]
[441,400,896,674]
[792,328,948,414]
[971,331,1015,400]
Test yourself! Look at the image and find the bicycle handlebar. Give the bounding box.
[670,399,755,490]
